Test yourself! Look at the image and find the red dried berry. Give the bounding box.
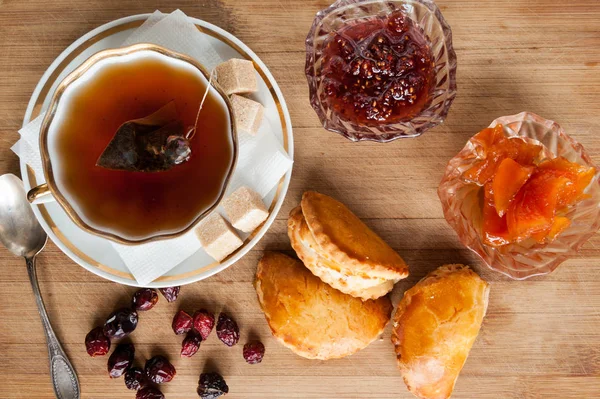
[132,288,159,311]
[181,331,202,358]
[85,326,110,357]
[216,312,239,347]
[107,343,134,378]
[136,386,165,399]
[243,341,265,364]
[159,286,180,302]
[193,309,215,340]
[198,372,229,399]
[172,310,193,335]
[145,355,176,384]
[125,367,147,390]
[103,308,138,339]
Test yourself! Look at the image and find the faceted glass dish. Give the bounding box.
[305,0,457,142]
[438,112,600,279]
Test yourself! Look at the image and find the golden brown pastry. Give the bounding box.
[391,264,489,399]
[288,191,408,300]
[255,252,393,360]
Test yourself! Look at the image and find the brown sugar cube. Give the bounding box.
[196,212,243,261]
[222,186,269,233]
[215,58,258,95]
[230,94,264,136]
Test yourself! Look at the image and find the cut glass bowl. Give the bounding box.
[305,0,457,142]
[438,112,600,279]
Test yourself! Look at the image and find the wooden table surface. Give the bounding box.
[1,0,599,398]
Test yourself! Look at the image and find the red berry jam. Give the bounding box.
[320,10,435,125]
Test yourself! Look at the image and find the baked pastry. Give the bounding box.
[391,264,489,399]
[255,252,392,360]
[288,191,409,300]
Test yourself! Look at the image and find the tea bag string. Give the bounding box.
[186,68,217,140]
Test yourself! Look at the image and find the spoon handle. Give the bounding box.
[26,256,80,399]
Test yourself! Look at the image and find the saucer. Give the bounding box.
[20,14,294,287]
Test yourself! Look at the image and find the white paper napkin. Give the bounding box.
[122,10,223,69]
[12,10,293,286]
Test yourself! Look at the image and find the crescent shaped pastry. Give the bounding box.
[255,252,392,360]
[288,191,408,300]
[391,264,489,399]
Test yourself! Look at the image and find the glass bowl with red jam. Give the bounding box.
[306,0,457,142]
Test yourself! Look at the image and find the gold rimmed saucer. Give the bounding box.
[21,14,294,286]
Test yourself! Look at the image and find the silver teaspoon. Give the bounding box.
[0,174,80,399]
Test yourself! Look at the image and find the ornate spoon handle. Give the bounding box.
[26,256,80,399]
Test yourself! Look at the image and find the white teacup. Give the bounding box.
[27,44,238,245]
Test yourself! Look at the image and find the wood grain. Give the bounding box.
[1,0,600,398]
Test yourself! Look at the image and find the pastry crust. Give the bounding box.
[287,191,408,300]
[255,252,392,360]
[300,191,409,278]
[288,206,394,300]
[391,264,489,399]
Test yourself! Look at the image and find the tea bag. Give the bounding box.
[96,101,191,172]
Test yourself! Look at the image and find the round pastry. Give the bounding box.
[287,191,409,300]
[391,264,489,399]
[255,252,393,360]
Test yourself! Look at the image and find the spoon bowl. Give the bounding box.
[0,174,47,258]
[0,173,80,399]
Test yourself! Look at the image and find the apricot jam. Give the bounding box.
[463,125,596,247]
[320,10,435,125]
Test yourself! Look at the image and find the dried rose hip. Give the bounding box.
[193,309,215,340]
[107,343,134,378]
[172,310,193,335]
[136,386,165,399]
[243,341,265,364]
[85,326,110,357]
[125,367,147,390]
[181,331,202,358]
[216,312,239,347]
[159,286,180,302]
[132,288,159,311]
[145,355,176,384]
[103,308,138,339]
[198,372,229,399]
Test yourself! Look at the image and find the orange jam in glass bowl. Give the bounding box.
[439,112,600,279]
[462,125,595,247]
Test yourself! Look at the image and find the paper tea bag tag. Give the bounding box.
[96,101,191,172]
